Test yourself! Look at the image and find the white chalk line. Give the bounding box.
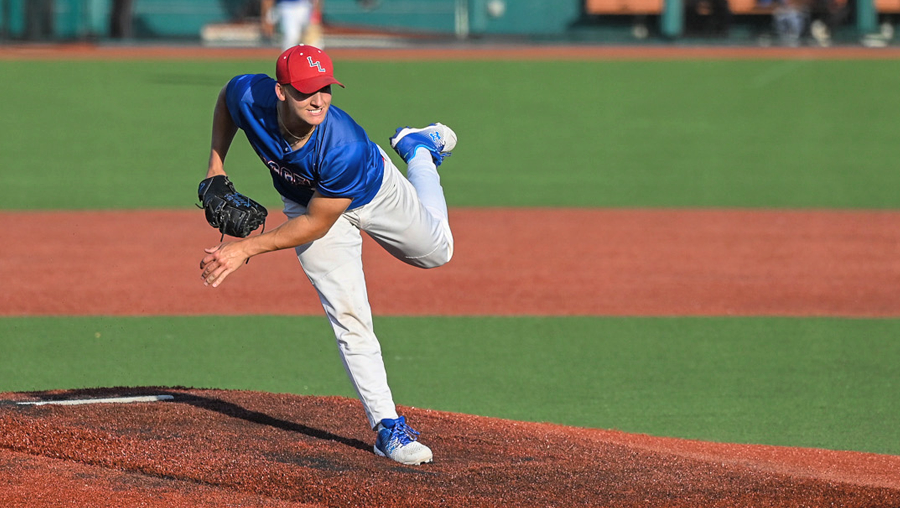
[14,395,175,406]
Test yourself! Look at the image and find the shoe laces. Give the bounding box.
[385,416,420,447]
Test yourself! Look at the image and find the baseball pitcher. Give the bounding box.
[197,45,456,465]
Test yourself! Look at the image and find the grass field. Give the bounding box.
[1,56,898,456]
[3,58,900,209]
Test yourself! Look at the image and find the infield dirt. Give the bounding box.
[2,387,900,508]
[2,209,899,317]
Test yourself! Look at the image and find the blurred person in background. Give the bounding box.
[305,0,324,48]
[262,0,324,49]
[25,0,54,40]
[808,0,848,45]
[684,0,732,36]
[110,0,135,39]
[772,0,809,45]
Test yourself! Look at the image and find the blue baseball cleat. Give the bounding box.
[389,123,457,167]
[373,416,433,465]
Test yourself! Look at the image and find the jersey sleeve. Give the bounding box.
[224,74,269,131]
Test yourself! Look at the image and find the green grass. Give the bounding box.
[2,316,898,455]
[3,59,900,209]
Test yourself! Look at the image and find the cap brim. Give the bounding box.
[291,76,345,94]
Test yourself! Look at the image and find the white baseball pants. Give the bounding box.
[283,147,453,428]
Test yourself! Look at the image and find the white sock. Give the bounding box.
[406,147,449,225]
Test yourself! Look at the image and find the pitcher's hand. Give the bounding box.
[200,242,249,288]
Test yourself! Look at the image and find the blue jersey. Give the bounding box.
[224,74,384,209]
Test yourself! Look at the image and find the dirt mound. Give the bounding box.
[1,388,898,507]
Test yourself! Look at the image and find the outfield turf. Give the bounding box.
[2,59,900,209]
[2,57,897,456]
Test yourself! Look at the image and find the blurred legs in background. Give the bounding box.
[773,0,808,45]
[110,0,135,39]
[25,0,54,40]
[262,0,324,49]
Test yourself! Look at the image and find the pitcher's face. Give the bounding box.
[276,83,332,127]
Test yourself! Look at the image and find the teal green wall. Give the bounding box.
[0,0,583,40]
[1,0,243,39]
[325,0,581,36]
[2,0,95,39]
[325,0,459,33]
[129,0,232,38]
[0,0,882,41]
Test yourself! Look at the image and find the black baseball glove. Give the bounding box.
[197,175,268,238]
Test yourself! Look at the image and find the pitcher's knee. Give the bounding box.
[407,241,453,269]
[424,249,453,269]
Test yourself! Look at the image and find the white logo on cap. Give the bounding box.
[307,57,325,73]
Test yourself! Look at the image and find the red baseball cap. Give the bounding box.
[276,45,344,94]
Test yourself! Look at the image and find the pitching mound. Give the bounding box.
[1,388,899,507]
